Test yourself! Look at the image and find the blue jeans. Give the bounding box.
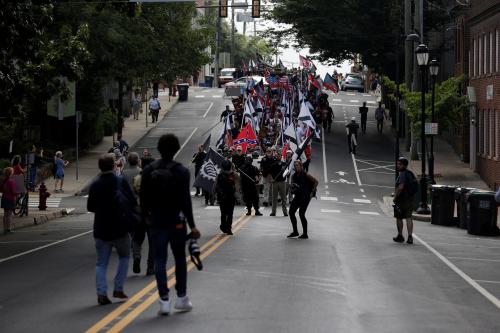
[151,226,187,299]
[95,235,130,296]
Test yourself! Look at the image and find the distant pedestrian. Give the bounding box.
[214,160,236,235]
[141,148,155,167]
[359,102,368,134]
[393,157,416,244]
[260,148,275,207]
[191,145,206,196]
[28,145,43,191]
[346,117,359,154]
[122,152,141,193]
[87,153,135,305]
[287,160,317,239]
[240,156,262,216]
[375,102,387,134]
[220,105,231,122]
[117,134,129,154]
[113,149,126,176]
[149,95,161,123]
[11,155,24,175]
[270,157,288,217]
[53,151,69,193]
[1,167,16,234]
[326,106,334,133]
[131,95,141,120]
[140,134,200,315]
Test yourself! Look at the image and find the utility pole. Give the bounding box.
[231,0,235,67]
[214,13,221,87]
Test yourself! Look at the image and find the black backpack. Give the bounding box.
[149,160,181,204]
[405,171,419,196]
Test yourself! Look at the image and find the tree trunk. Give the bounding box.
[410,126,419,160]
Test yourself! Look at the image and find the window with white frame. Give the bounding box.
[484,34,488,74]
[490,32,493,73]
[479,36,482,75]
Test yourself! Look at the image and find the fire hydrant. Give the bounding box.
[38,182,50,210]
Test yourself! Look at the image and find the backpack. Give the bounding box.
[115,176,141,232]
[149,98,160,110]
[404,170,419,196]
[149,161,181,205]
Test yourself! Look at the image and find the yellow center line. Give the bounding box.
[85,214,248,333]
[107,215,252,333]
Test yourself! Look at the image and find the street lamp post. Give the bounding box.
[415,44,430,215]
[428,59,439,184]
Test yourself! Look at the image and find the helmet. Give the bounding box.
[397,156,409,166]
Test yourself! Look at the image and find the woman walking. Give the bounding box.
[1,167,16,234]
[54,151,69,193]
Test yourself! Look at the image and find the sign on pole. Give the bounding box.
[425,122,438,135]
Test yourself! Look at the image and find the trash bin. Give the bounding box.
[177,83,189,101]
[204,76,214,88]
[430,185,457,226]
[454,187,476,229]
[466,191,499,236]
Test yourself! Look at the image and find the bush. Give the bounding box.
[101,108,115,136]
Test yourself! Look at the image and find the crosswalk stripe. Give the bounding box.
[320,196,338,201]
[354,198,371,204]
[194,95,205,98]
[204,206,219,210]
[359,211,380,215]
[367,101,376,104]
[349,100,359,103]
[321,209,341,213]
[211,95,222,98]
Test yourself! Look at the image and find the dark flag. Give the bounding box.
[192,148,225,193]
[202,134,211,152]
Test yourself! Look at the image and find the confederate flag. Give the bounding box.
[232,123,258,154]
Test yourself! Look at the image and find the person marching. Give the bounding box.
[270,157,288,217]
[240,155,263,216]
[346,117,359,154]
[287,160,318,239]
[214,160,236,235]
[358,101,369,134]
[375,102,387,134]
[191,145,206,197]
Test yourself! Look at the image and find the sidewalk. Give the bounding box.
[51,93,178,197]
[382,135,492,222]
[0,93,178,232]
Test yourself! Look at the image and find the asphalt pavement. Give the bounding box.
[0,89,499,333]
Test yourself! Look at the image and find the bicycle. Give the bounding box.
[14,191,29,217]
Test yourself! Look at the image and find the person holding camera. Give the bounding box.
[287,160,318,239]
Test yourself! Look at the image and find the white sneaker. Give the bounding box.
[174,296,193,312]
[158,298,171,315]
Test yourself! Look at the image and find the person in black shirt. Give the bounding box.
[393,157,415,244]
[346,118,359,154]
[359,102,369,134]
[214,160,236,235]
[140,134,200,315]
[287,160,318,239]
[240,156,262,216]
[191,145,207,196]
[270,158,288,217]
[220,105,231,122]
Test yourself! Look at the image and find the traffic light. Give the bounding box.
[219,0,228,18]
[251,0,260,18]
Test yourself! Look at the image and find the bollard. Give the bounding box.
[38,182,50,210]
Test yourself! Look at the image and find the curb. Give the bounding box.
[9,208,68,231]
[412,213,431,222]
[382,196,431,222]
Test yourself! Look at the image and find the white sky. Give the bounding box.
[227,5,352,79]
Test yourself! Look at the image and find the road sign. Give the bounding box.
[425,122,438,135]
[237,12,254,22]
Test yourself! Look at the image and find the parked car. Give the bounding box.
[341,74,364,92]
[218,68,237,88]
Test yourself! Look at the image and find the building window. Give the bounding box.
[479,109,483,155]
[490,32,493,73]
[489,109,494,157]
[496,110,499,158]
[484,34,488,74]
[497,29,499,72]
[486,110,489,156]
[469,50,471,76]
[479,36,482,75]
[473,38,477,76]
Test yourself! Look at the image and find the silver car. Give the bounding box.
[341,74,364,92]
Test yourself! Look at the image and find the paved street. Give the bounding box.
[1,91,499,333]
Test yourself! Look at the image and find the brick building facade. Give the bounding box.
[468,1,500,189]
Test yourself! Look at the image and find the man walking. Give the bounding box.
[375,102,387,134]
[240,156,262,216]
[359,102,369,134]
[393,157,416,244]
[270,157,288,217]
[131,94,141,120]
[346,117,359,154]
[287,160,317,239]
[214,160,236,235]
[87,153,135,305]
[191,145,206,196]
[149,95,161,123]
[260,147,276,207]
[140,134,201,315]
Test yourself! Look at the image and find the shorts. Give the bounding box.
[394,199,413,219]
[1,198,15,210]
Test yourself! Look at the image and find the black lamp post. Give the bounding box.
[428,59,439,184]
[415,44,430,215]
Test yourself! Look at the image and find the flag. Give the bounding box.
[216,114,232,148]
[268,75,280,89]
[255,79,265,96]
[279,59,286,71]
[192,148,226,193]
[308,73,321,90]
[233,123,258,154]
[249,59,256,68]
[283,132,313,177]
[299,55,316,72]
[283,124,298,145]
[324,73,339,93]
[299,101,320,138]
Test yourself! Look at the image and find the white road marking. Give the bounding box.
[211,95,222,98]
[331,99,342,102]
[359,211,380,215]
[325,191,330,195]
[362,195,367,198]
[349,100,359,103]
[335,171,348,176]
[321,209,341,213]
[414,233,500,310]
[204,206,219,210]
[0,230,93,264]
[475,280,500,284]
[63,208,75,214]
[174,128,198,159]
[83,195,89,198]
[194,95,205,98]
[202,102,214,118]
[367,101,376,104]
[351,154,362,186]
[362,183,393,189]
[347,93,355,96]
[322,132,328,184]
[324,185,329,189]
[362,94,372,97]
[448,257,500,263]
[320,196,338,201]
[354,198,372,204]
[360,189,365,193]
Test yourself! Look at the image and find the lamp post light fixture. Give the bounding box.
[429,59,439,185]
[415,44,431,215]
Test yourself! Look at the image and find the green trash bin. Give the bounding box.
[177,83,189,101]
[454,187,476,229]
[431,185,457,226]
[466,191,499,236]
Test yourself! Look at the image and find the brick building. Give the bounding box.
[467,0,500,189]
